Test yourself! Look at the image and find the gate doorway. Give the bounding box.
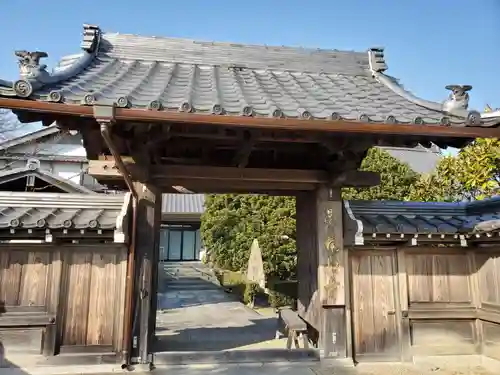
[152,193,314,364]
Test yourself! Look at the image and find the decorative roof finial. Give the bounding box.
[368,47,387,73]
[81,24,101,53]
[26,158,41,171]
[14,50,48,80]
[442,85,472,113]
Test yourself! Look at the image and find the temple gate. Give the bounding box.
[1,24,500,367]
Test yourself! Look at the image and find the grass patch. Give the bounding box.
[214,269,247,299]
[214,269,269,308]
[214,270,299,309]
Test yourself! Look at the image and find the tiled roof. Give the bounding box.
[1,25,498,128]
[0,125,59,151]
[162,194,205,214]
[344,198,500,245]
[379,145,442,174]
[0,191,130,241]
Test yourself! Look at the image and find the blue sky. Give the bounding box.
[0,0,499,127]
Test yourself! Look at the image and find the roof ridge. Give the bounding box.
[378,145,442,154]
[371,70,495,125]
[0,191,126,206]
[103,31,368,56]
[0,125,60,151]
[101,31,371,75]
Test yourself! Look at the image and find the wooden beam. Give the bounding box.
[151,165,328,183]
[2,97,499,138]
[89,159,328,183]
[148,130,319,144]
[331,170,380,188]
[88,159,140,180]
[152,165,326,191]
[88,159,381,191]
[231,131,255,168]
[154,179,317,192]
[89,159,329,192]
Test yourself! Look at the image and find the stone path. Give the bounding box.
[155,262,278,352]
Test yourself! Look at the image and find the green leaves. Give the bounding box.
[201,194,297,279]
[410,138,500,202]
[342,148,420,201]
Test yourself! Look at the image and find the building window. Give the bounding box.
[159,226,202,261]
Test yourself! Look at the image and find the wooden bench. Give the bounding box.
[275,308,309,349]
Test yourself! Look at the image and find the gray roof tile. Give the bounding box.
[162,194,205,214]
[0,191,129,231]
[379,145,442,174]
[344,198,500,244]
[1,25,498,128]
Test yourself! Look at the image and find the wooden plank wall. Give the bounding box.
[350,250,401,362]
[0,244,128,359]
[476,250,500,361]
[404,249,477,358]
[0,247,52,356]
[350,247,500,363]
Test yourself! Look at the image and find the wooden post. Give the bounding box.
[296,186,347,359]
[317,187,345,306]
[132,183,161,364]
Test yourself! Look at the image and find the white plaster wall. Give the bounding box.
[0,133,102,190]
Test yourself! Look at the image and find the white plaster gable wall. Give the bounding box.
[0,133,101,190]
[0,159,86,185]
[51,162,85,184]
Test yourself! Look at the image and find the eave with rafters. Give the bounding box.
[0,24,499,191]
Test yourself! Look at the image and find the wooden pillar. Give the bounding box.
[296,185,348,359]
[132,183,161,364]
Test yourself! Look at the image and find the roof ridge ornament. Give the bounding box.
[442,85,472,112]
[15,51,48,80]
[81,24,101,53]
[367,47,387,74]
[26,158,41,171]
[12,24,101,98]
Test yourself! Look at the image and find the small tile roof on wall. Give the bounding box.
[344,198,500,245]
[0,191,130,242]
[1,24,499,132]
[162,194,205,215]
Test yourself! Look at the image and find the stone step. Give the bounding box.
[162,263,209,269]
[164,278,217,285]
[152,348,320,365]
[163,271,213,278]
[163,283,221,291]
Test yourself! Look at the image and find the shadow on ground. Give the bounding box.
[155,262,279,352]
[154,317,278,351]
